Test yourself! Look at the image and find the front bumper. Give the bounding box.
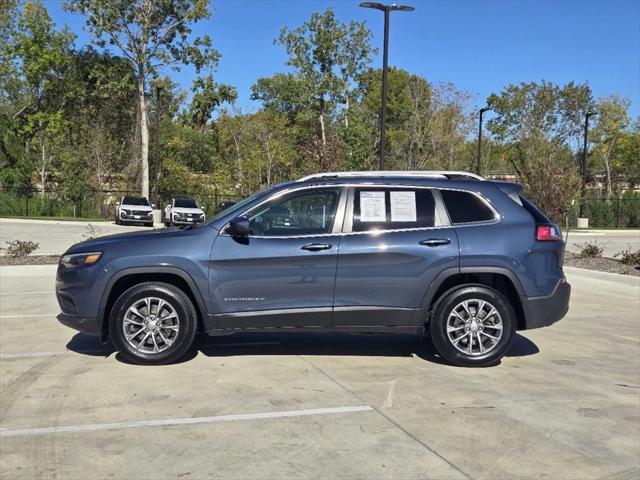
[172,216,205,225]
[120,213,153,223]
[520,278,571,330]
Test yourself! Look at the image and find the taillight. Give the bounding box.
[536,224,561,241]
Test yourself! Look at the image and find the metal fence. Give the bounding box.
[0,187,242,220]
[1,186,639,228]
[564,192,640,229]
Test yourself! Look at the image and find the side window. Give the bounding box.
[247,188,340,237]
[353,188,435,232]
[440,190,495,224]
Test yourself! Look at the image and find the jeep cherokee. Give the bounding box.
[57,171,570,367]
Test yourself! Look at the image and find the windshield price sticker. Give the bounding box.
[390,191,417,222]
[360,191,386,222]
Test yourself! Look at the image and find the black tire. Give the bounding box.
[115,216,120,225]
[429,284,516,367]
[109,282,198,365]
[145,221,154,227]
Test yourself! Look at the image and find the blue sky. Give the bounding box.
[47,0,640,118]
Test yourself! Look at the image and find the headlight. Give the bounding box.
[61,252,102,268]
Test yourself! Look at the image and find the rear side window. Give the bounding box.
[353,188,435,232]
[441,190,495,224]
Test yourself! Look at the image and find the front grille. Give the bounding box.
[132,210,150,216]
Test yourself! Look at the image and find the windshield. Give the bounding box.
[122,196,149,206]
[175,199,198,208]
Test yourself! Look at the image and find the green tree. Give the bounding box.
[186,74,237,131]
[487,81,593,221]
[7,2,75,190]
[254,8,375,163]
[65,0,221,198]
[591,95,631,196]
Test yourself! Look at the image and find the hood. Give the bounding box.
[121,203,153,211]
[172,207,205,215]
[66,226,189,254]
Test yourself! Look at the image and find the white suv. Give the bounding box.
[115,196,154,227]
[163,198,206,227]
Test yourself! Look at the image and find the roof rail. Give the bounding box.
[297,171,485,182]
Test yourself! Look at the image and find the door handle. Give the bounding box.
[419,238,451,247]
[301,243,332,251]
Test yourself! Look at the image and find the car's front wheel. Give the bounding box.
[429,285,516,367]
[109,282,197,365]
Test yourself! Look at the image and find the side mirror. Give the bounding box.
[227,216,250,236]
[116,202,120,206]
[151,203,156,208]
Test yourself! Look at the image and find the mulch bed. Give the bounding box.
[564,251,640,277]
[0,255,60,266]
[2,252,639,277]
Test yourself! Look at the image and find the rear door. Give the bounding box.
[333,186,459,327]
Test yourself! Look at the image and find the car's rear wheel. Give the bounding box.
[429,285,516,367]
[109,282,197,365]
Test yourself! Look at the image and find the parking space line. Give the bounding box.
[0,405,373,438]
[0,352,62,359]
[0,291,53,296]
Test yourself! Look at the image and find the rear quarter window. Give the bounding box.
[441,190,495,224]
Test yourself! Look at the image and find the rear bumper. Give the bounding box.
[57,313,101,336]
[520,279,571,330]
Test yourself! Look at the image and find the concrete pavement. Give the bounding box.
[0,264,638,479]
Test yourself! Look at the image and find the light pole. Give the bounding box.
[360,2,415,170]
[477,107,490,176]
[579,110,597,218]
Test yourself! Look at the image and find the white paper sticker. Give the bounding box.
[360,191,386,222]
[390,191,417,222]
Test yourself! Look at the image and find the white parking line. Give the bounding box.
[0,405,374,438]
[0,350,110,359]
[0,351,62,359]
[0,291,53,296]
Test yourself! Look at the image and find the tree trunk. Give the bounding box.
[138,75,150,199]
[40,132,46,196]
[232,135,243,194]
[604,151,613,199]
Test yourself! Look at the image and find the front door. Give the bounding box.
[209,187,346,329]
[333,186,459,327]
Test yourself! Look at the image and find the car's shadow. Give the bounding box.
[66,331,539,366]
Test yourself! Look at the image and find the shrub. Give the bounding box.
[5,240,39,257]
[574,241,604,258]
[614,247,640,266]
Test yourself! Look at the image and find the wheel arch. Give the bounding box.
[98,267,208,339]
[420,267,526,330]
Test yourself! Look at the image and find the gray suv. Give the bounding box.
[56,171,570,367]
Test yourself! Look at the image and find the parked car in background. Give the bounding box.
[115,196,154,227]
[58,171,570,367]
[163,198,206,227]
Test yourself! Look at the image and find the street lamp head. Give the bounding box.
[586,110,598,118]
[360,2,415,11]
[480,107,491,114]
[360,2,385,10]
[390,4,415,11]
